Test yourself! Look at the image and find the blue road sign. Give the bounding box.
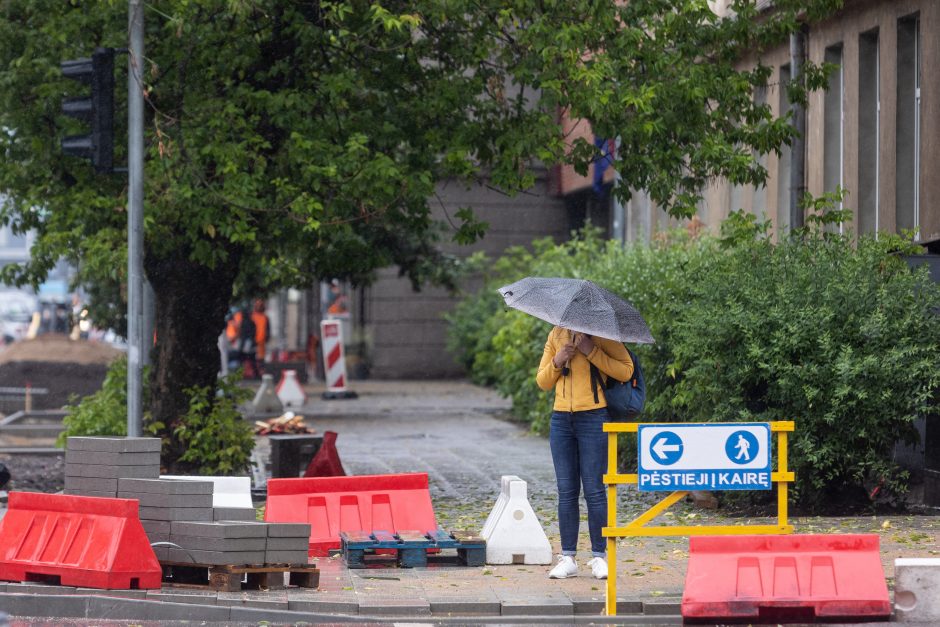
[648,430,683,466]
[637,423,771,492]
[725,430,759,465]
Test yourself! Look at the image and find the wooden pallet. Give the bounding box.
[161,561,319,592]
[340,529,485,568]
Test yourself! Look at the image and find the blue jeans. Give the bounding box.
[549,409,608,558]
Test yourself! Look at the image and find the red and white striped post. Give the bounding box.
[320,319,358,400]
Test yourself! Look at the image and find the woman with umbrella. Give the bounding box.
[500,278,654,580]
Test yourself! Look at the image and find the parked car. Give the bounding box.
[0,290,38,345]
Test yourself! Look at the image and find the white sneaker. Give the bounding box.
[587,556,608,580]
[548,555,578,579]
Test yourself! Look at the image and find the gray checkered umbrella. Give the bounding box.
[498,277,655,344]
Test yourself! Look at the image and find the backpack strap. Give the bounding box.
[589,363,601,404]
[626,348,638,388]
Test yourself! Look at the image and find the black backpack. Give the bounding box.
[590,348,646,420]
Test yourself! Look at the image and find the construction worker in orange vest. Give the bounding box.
[251,299,270,363]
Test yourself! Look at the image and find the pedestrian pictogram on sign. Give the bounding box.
[726,430,758,464]
[638,423,771,492]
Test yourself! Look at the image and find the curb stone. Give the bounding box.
[0,589,684,621]
[500,598,574,616]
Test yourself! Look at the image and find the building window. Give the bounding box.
[823,44,844,232]
[777,64,792,234]
[858,29,879,235]
[896,14,920,236]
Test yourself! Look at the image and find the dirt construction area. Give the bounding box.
[0,336,117,411]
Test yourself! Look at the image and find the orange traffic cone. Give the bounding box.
[303,431,346,477]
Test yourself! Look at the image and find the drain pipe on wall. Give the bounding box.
[789,25,807,231]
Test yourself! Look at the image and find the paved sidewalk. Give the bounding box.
[256,379,938,619]
[1,378,938,624]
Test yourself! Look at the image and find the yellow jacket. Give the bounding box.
[536,326,634,412]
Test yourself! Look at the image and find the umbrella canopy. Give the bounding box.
[498,277,655,344]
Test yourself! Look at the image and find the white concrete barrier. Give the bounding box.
[276,370,307,409]
[251,374,283,413]
[480,475,552,564]
[895,558,940,622]
[161,475,253,508]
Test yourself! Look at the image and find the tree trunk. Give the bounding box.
[146,250,240,472]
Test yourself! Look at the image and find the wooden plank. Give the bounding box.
[213,565,289,575]
[397,530,428,543]
[451,530,485,544]
[373,530,397,544]
[289,568,319,588]
[398,548,428,568]
[340,530,373,544]
[458,547,486,567]
[428,529,459,548]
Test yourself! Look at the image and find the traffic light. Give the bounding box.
[60,47,114,173]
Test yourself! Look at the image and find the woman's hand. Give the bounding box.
[575,334,594,355]
[552,343,577,368]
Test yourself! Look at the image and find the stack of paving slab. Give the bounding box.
[156,521,310,566]
[117,477,215,547]
[161,475,257,521]
[64,437,161,497]
[256,522,311,566]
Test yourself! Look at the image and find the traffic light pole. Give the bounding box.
[127,0,144,437]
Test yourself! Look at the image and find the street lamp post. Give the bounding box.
[127,0,144,437]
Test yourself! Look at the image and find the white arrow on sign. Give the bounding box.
[653,437,681,460]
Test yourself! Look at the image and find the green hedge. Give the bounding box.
[447,225,940,509]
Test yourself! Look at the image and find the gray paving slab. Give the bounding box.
[213,506,256,521]
[228,605,363,623]
[429,598,502,615]
[217,590,289,609]
[119,491,213,508]
[569,595,604,615]
[85,595,230,621]
[63,488,117,498]
[170,520,269,538]
[139,505,213,521]
[265,536,310,550]
[264,549,310,565]
[64,463,159,479]
[264,522,311,537]
[287,597,360,614]
[500,598,575,616]
[76,587,149,599]
[64,476,118,492]
[357,597,432,617]
[5,583,77,595]
[569,596,645,615]
[642,599,682,615]
[0,593,87,618]
[66,436,161,453]
[141,519,171,534]
[146,590,218,605]
[143,531,170,543]
[119,477,214,494]
[168,534,266,552]
[165,547,266,565]
[66,450,161,466]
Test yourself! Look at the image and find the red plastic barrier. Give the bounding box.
[0,492,161,589]
[303,430,346,478]
[265,473,438,556]
[682,534,891,623]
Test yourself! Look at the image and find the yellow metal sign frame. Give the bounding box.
[602,421,795,616]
